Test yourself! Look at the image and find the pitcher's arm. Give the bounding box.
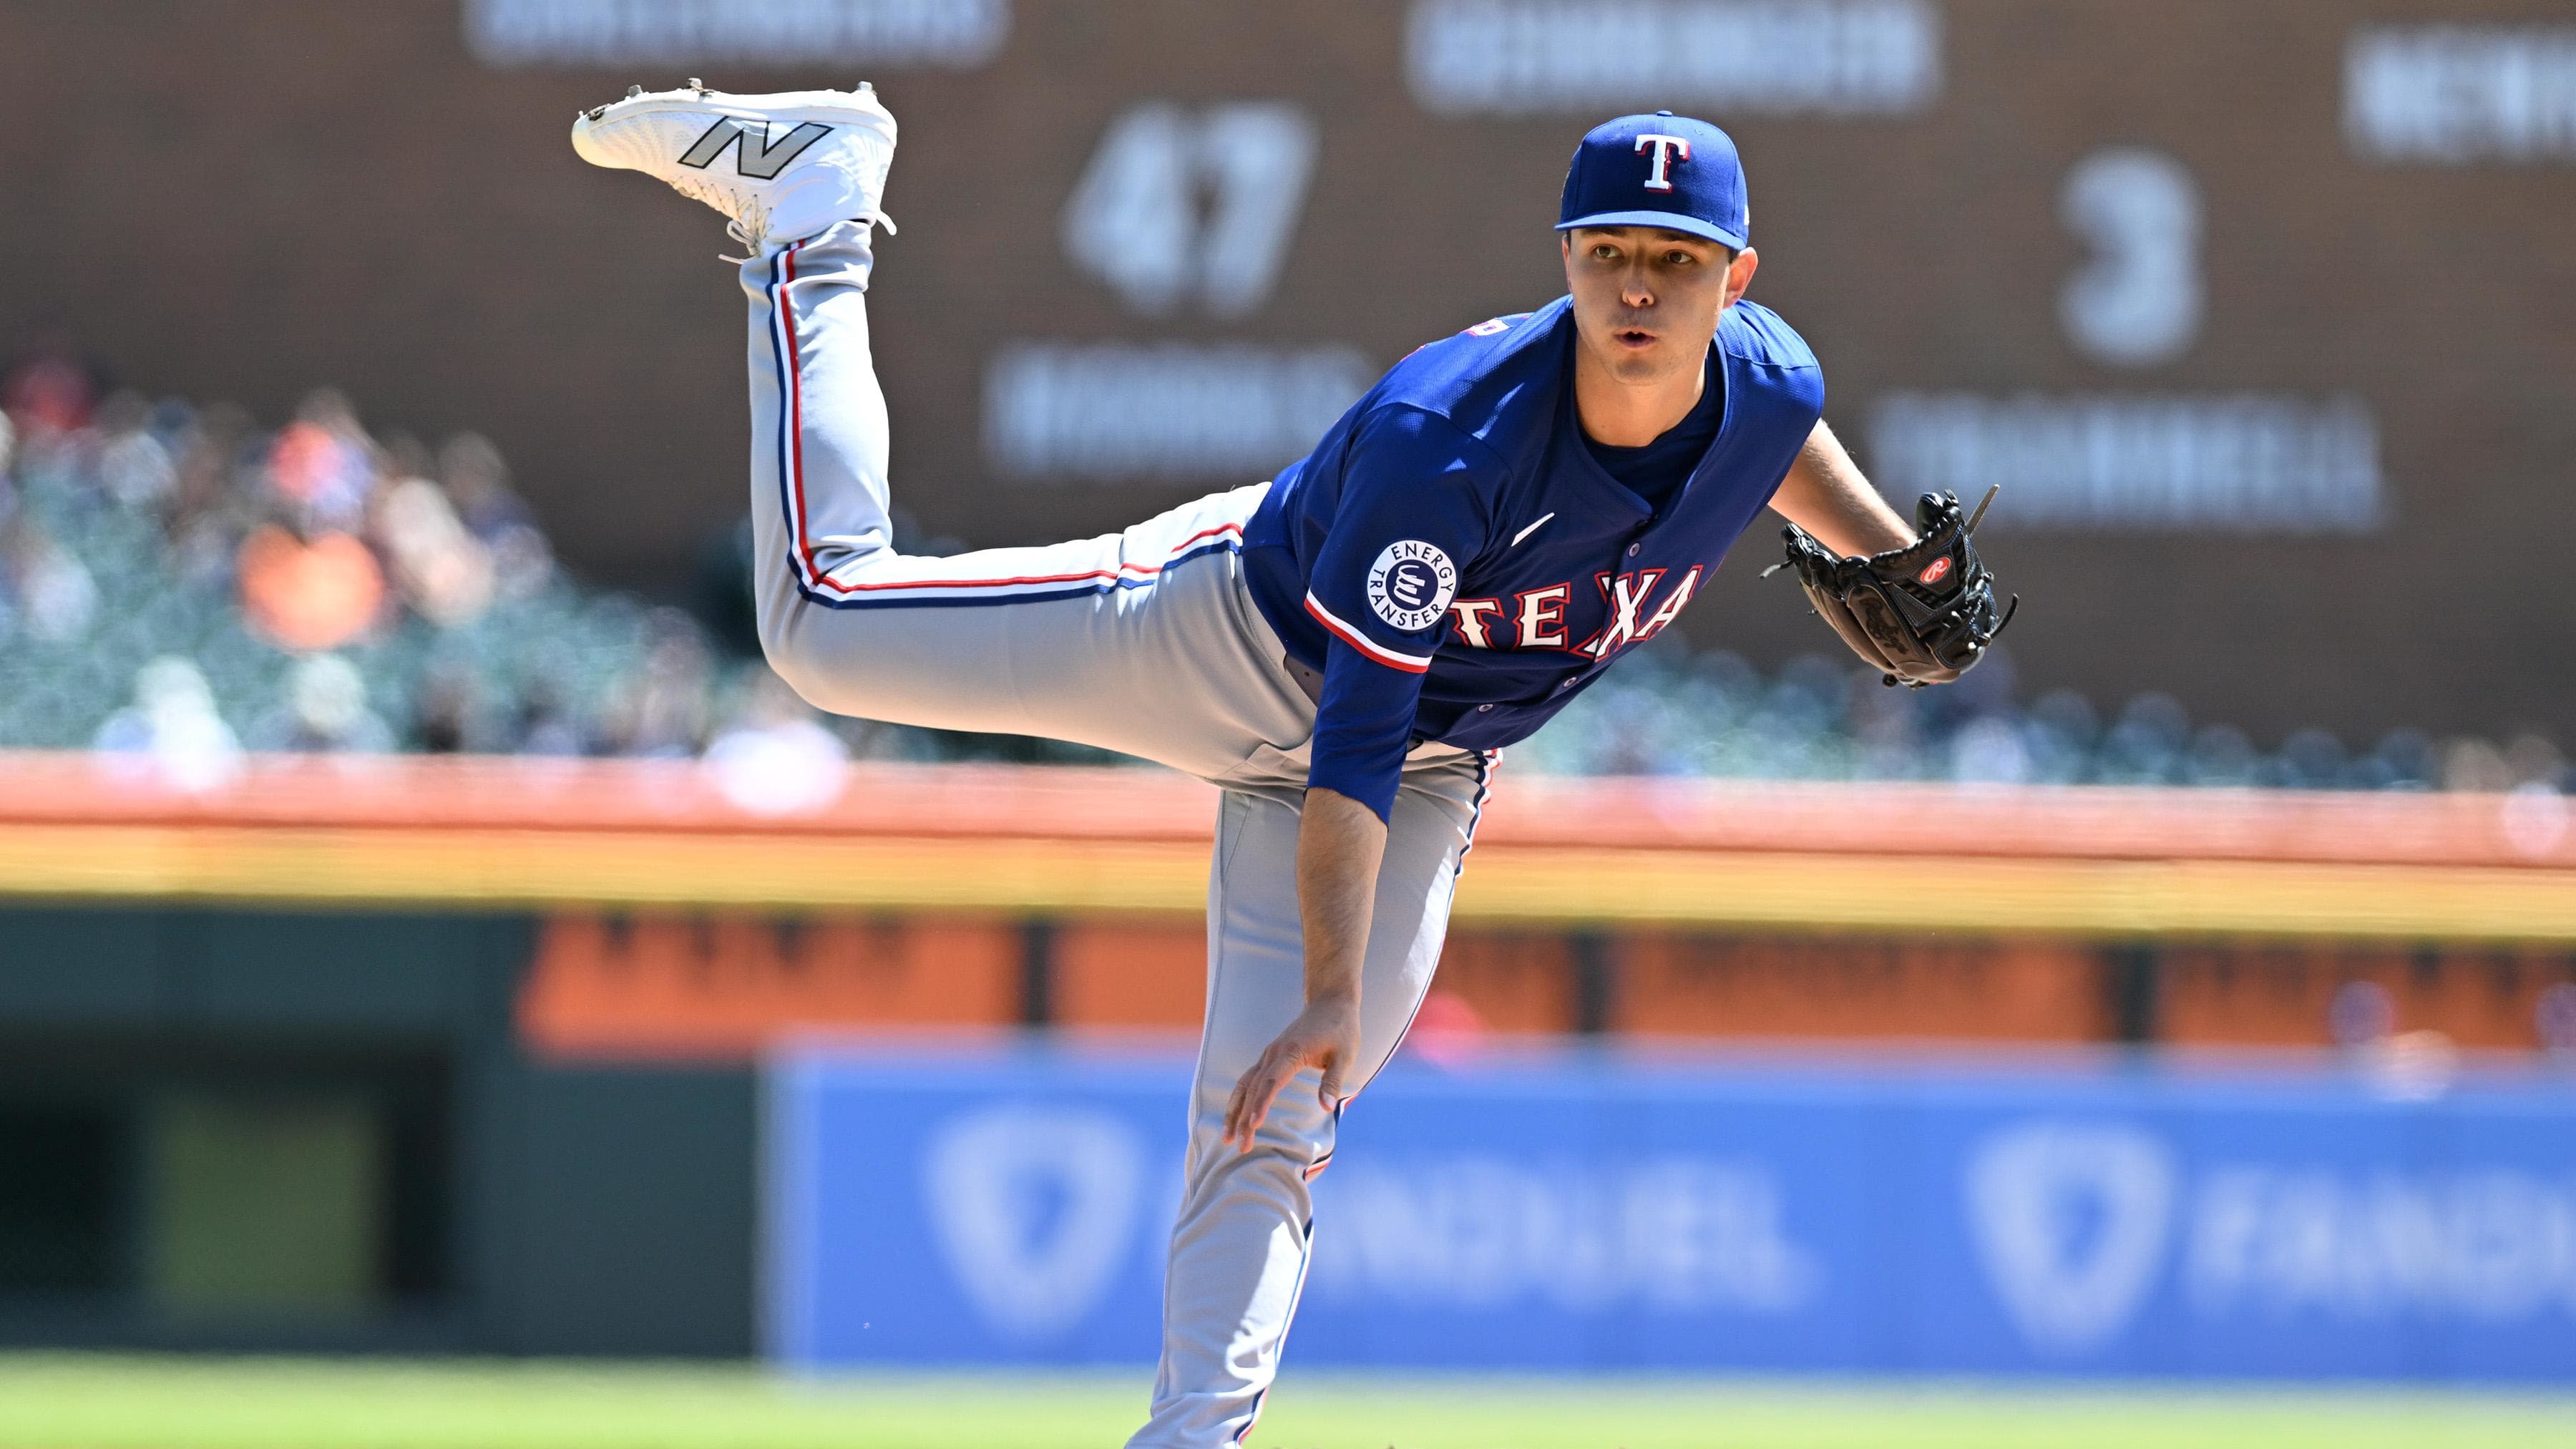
[1221,786,1382,1150]
[1770,419,1913,557]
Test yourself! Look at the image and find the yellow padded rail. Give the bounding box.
[0,753,2569,939]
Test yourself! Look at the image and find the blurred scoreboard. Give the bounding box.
[11,1,2576,738]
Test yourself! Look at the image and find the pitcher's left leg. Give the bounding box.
[1127,750,1493,1449]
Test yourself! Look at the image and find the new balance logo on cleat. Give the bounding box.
[679,117,834,180]
[571,83,896,250]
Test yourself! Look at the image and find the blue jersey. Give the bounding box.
[1242,295,1825,819]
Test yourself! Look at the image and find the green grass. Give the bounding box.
[1,1356,2571,1449]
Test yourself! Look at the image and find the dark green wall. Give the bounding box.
[0,907,758,1357]
[489,1061,758,1357]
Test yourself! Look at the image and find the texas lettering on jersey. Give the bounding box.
[1450,565,1703,658]
[1241,293,1824,819]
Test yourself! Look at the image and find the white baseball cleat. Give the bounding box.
[570,79,898,253]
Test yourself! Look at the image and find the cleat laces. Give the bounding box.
[716,201,897,263]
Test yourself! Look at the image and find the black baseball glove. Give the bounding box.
[1770,487,2016,688]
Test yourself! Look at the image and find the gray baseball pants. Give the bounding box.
[741,221,1491,1447]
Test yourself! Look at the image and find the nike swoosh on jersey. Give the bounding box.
[1509,512,1556,548]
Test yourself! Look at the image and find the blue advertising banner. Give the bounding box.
[766,1045,2576,1380]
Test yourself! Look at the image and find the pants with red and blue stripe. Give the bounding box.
[744,221,1490,1448]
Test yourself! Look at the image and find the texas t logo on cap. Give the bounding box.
[1556,110,1749,250]
[1634,133,1692,191]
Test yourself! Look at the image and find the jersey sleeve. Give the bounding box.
[1302,407,1497,821]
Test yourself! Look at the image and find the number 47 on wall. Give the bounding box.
[1062,101,1320,320]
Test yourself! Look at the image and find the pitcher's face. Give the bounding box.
[1562,226,1757,384]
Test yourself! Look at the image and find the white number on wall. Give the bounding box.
[2057,147,2202,369]
[1062,102,1319,319]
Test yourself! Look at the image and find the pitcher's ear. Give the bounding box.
[1727,245,1762,298]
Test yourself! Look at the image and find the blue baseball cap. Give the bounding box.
[1556,111,1748,250]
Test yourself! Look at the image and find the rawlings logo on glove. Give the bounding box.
[1770,487,2018,688]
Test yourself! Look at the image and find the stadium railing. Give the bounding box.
[1,750,2568,942]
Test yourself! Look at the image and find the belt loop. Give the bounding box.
[1282,655,1325,706]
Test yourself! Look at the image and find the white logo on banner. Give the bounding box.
[1312,1155,1817,1312]
[2187,1168,2576,1319]
[922,1103,1143,1344]
[1965,1122,2177,1355]
[1063,102,1319,319]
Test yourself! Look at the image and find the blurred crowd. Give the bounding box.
[1516,640,2570,794]
[1,351,2565,799]
[0,350,923,790]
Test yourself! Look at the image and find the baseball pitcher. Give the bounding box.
[571,80,2006,1448]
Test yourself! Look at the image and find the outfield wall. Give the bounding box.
[3,753,2571,1357]
[10,751,2572,1055]
[771,1045,2576,1381]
